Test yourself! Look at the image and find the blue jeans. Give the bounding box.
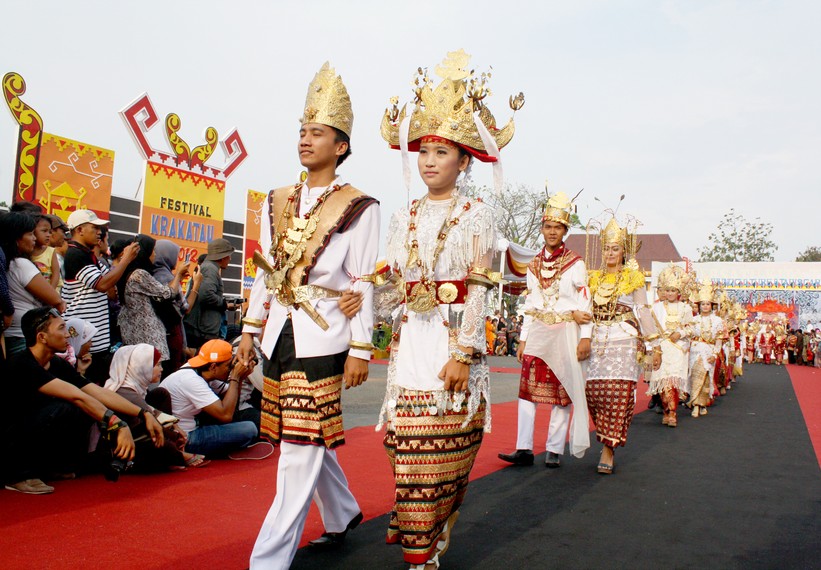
[185,421,257,457]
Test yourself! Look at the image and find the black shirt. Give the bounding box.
[4,350,89,425]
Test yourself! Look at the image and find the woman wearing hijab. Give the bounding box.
[104,344,196,470]
[152,239,190,376]
[117,235,191,362]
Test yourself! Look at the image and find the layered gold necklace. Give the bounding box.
[267,180,340,303]
[403,194,472,316]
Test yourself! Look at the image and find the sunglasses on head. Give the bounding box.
[32,308,62,332]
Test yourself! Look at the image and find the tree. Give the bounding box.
[465,183,583,249]
[697,209,777,262]
[796,246,821,262]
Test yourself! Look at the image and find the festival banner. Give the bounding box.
[243,189,267,301]
[3,72,113,221]
[120,93,247,262]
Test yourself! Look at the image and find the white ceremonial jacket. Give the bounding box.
[517,247,592,458]
[242,178,380,361]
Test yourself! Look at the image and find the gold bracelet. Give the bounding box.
[242,317,265,327]
[349,340,375,351]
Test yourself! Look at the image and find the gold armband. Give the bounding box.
[449,349,473,365]
[360,273,388,286]
[349,340,375,352]
[242,317,265,328]
[465,266,504,288]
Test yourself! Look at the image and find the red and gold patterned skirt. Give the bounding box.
[585,379,635,448]
[519,355,571,406]
[384,392,486,564]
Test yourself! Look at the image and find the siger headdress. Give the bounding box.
[381,49,524,196]
[301,62,353,137]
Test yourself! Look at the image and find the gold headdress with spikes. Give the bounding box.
[601,218,628,246]
[300,62,353,137]
[380,49,524,161]
[658,263,689,292]
[693,280,716,304]
[542,190,578,228]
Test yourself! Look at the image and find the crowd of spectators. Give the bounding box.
[0,202,271,495]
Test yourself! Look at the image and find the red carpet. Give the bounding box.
[0,390,652,570]
[785,364,821,468]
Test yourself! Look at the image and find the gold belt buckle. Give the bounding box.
[407,282,437,313]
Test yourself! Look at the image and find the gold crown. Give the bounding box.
[300,62,353,137]
[693,280,716,304]
[542,191,575,227]
[658,263,688,292]
[601,217,628,246]
[380,49,524,158]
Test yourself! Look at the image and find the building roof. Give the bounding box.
[564,233,682,272]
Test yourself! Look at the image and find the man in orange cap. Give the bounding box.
[161,339,257,457]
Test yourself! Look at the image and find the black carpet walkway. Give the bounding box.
[292,364,821,569]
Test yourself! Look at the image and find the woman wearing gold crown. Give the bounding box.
[378,50,521,569]
[687,282,725,417]
[585,216,660,474]
[648,264,693,428]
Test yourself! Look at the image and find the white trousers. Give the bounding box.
[250,442,360,570]
[515,399,572,455]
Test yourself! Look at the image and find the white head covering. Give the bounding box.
[104,344,157,398]
[65,318,98,356]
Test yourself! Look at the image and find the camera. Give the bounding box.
[105,456,134,482]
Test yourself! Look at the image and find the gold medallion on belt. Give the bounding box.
[406,281,459,313]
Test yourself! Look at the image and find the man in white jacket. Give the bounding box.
[499,192,591,468]
[238,63,380,569]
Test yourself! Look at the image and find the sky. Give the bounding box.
[1,0,819,261]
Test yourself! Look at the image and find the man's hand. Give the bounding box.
[144,412,165,448]
[121,242,140,265]
[237,333,256,367]
[708,355,716,365]
[439,359,469,392]
[114,426,136,461]
[230,357,252,381]
[338,290,363,319]
[577,338,591,361]
[573,311,592,326]
[516,340,526,363]
[343,355,368,389]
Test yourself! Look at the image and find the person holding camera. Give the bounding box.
[160,339,259,457]
[2,306,165,494]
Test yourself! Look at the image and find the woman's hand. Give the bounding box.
[708,355,716,364]
[652,350,662,370]
[669,331,681,343]
[175,258,193,278]
[191,265,204,288]
[439,359,470,392]
[338,290,363,319]
[77,353,93,376]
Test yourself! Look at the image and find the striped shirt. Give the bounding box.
[62,241,110,354]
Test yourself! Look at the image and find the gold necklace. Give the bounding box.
[402,194,472,317]
[267,179,340,298]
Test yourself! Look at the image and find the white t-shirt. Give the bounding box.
[7,258,45,338]
[160,367,220,433]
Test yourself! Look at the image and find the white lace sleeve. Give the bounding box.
[457,237,494,351]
